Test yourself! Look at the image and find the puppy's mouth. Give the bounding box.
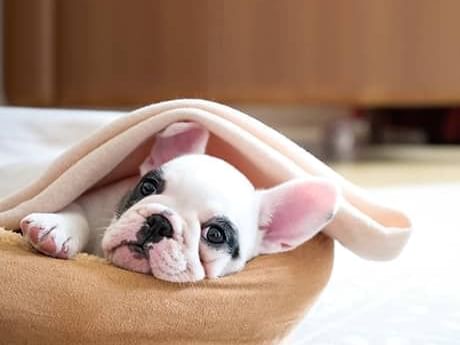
[109,239,191,281]
[108,241,152,274]
[105,224,195,281]
[115,240,150,260]
[103,211,176,274]
[103,207,205,282]
[125,242,149,258]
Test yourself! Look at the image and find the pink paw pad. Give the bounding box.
[20,218,72,259]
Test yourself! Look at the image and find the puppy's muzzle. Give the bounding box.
[104,207,206,281]
[137,214,174,245]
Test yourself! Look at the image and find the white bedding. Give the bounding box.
[1,106,459,344]
[0,107,121,197]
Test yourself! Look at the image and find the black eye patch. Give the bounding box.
[116,169,165,217]
[202,216,240,259]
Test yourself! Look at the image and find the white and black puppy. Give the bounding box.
[20,122,339,282]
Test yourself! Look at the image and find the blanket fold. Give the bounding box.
[0,99,411,260]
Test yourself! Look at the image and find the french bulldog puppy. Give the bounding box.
[20,122,339,282]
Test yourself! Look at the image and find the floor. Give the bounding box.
[331,145,460,187]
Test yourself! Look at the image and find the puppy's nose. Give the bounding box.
[137,214,173,244]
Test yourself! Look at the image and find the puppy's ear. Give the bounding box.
[140,122,209,175]
[257,178,339,254]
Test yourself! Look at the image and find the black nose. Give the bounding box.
[137,214,173,244]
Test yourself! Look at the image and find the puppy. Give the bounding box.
[20,122,339,282]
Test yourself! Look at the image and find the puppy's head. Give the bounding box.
[102,122,338,282]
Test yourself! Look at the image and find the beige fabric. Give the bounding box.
[0,99,411,259]
[0,99,412,344]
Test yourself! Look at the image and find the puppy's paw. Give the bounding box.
[20,214,77,259]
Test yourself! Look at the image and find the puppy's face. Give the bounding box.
[102,154,259,281]
[101,122,339,282]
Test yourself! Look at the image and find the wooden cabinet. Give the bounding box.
[5,0,460,107]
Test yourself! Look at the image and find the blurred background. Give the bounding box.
[2,0,460,186]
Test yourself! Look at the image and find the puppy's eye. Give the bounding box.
[140,180,157,196]
[201,216,239,258]
[204,226,226,244]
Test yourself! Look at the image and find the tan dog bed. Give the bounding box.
[0,99,411,345]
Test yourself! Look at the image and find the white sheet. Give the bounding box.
[1,106,458,344]
[0,106,121,197]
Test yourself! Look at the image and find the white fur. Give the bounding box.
[101,154,260,281]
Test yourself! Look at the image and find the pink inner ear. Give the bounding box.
[139,122,209,175]
[259,179,339,254]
